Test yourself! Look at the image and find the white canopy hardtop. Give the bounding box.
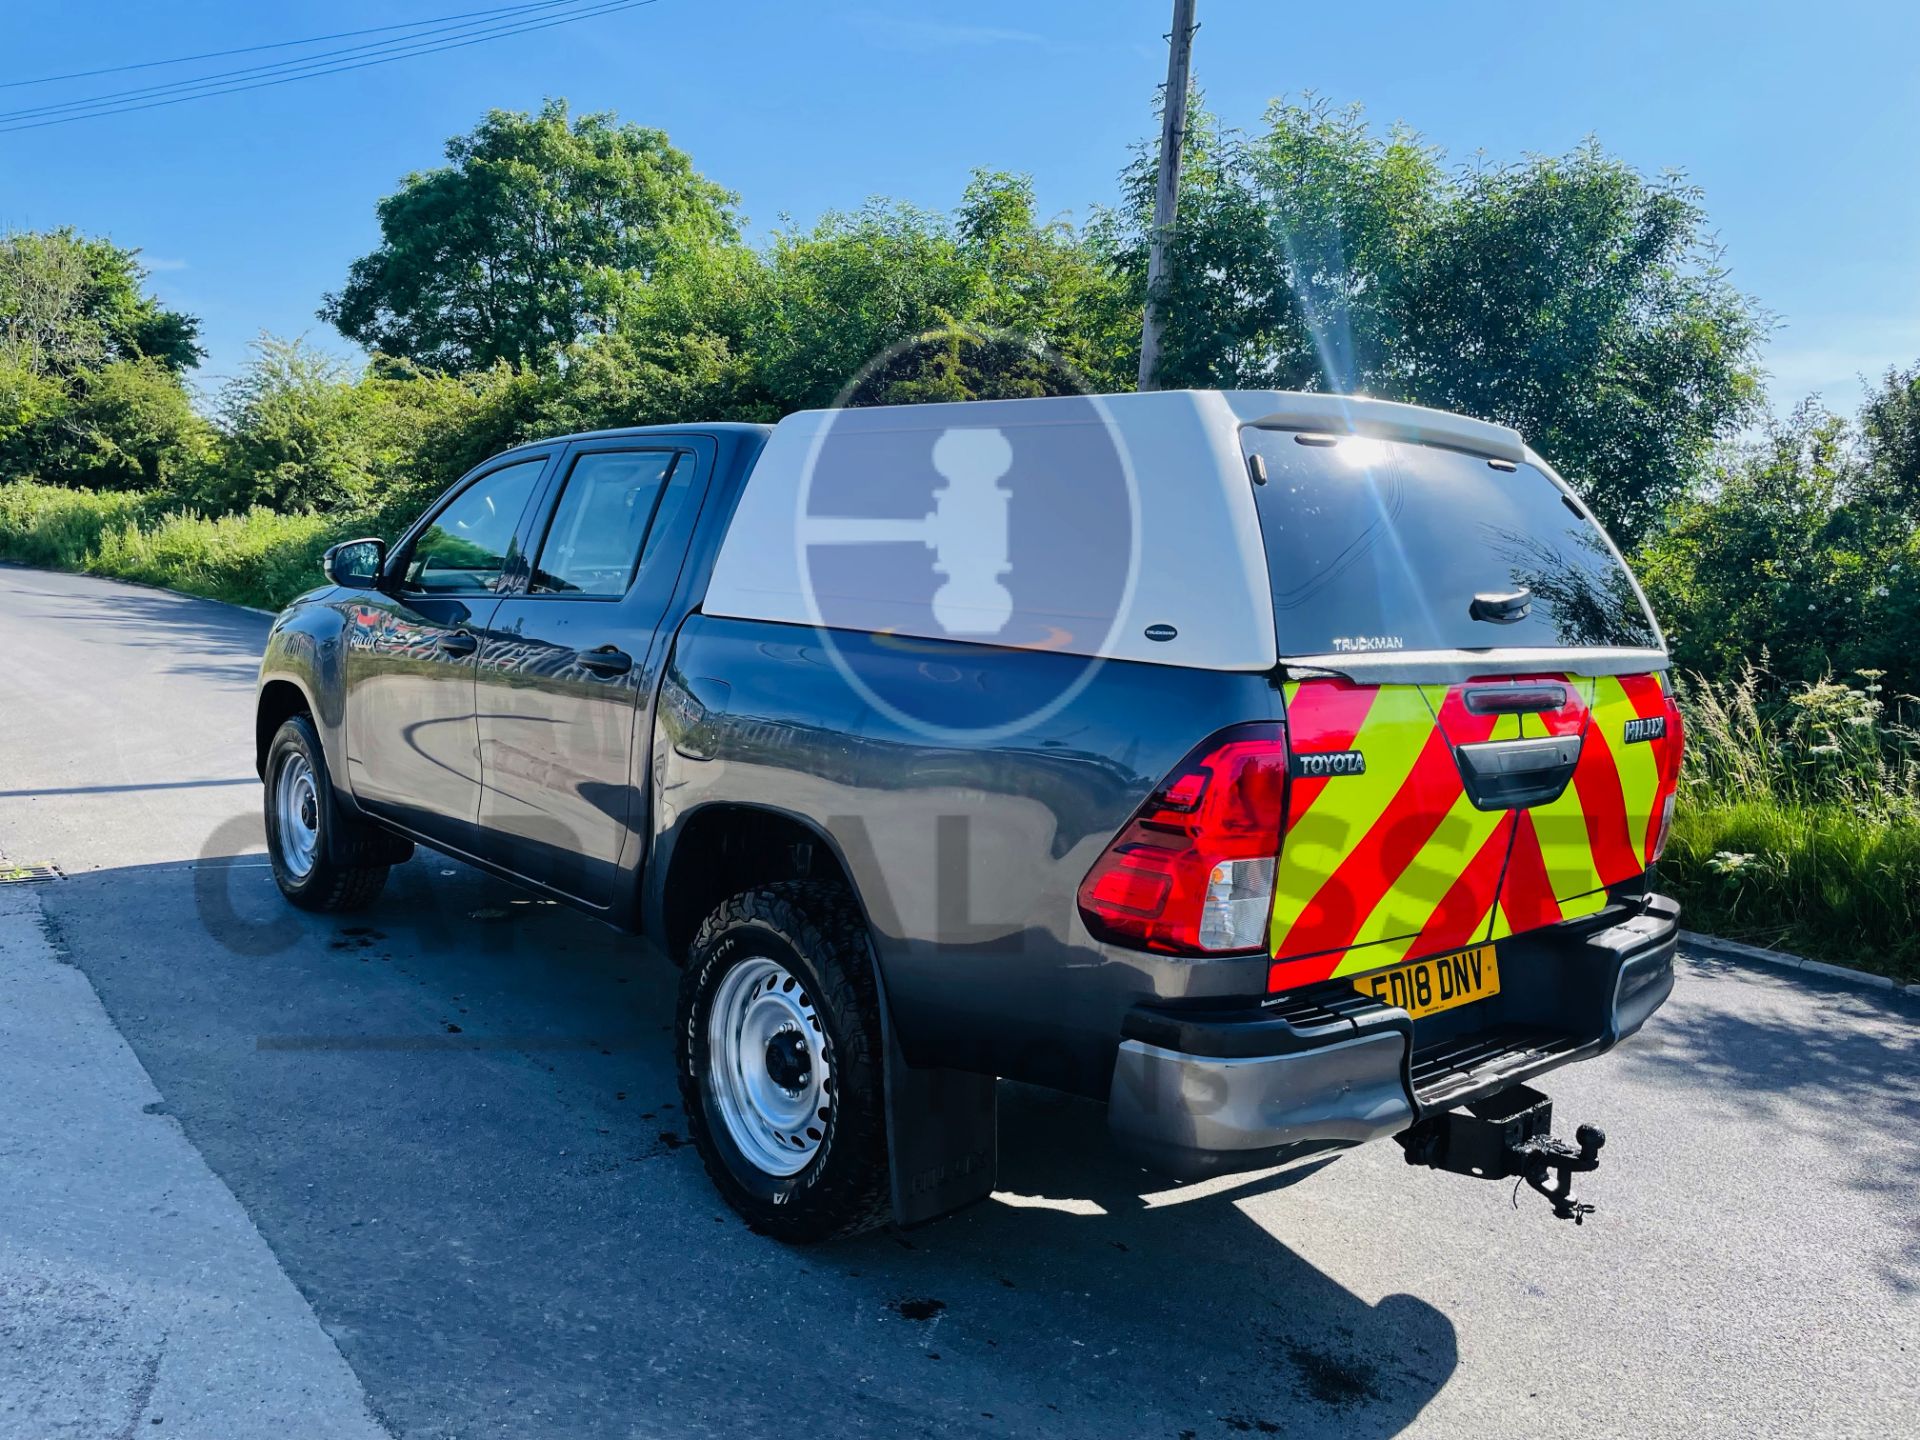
[701,388,1603,675]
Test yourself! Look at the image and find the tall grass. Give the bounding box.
[0,478,366,610]
[0,480,155,568]
[1667,662,1920,981]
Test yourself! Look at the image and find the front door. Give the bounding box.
[475,441,707,906]
[343,454,550,852]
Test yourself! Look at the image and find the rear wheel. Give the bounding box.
[677,881,890,1242]
[264,714,390,912]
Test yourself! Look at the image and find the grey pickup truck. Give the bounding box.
[257,389,1683,1240]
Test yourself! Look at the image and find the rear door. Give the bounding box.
[473,437,709,906]
[1241,427,1672,989]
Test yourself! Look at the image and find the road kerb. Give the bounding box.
[0,561,277,618]
[1679,928,1910,995]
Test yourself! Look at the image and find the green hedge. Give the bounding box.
[0,478,363,610]
[1661,665,1919,982]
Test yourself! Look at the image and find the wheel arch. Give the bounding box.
[655,802,867,965]
[255,676,317,778]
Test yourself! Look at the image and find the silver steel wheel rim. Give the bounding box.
[706,956,832,1178]
[274,753,320,880]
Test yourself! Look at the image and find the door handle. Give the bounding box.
[1454,735,1583,811]
[576,645,633,677]
[438,631,478,658]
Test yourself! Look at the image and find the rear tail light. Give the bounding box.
[1650,792,1676,863]
[1650,687,1685,863]
[1077,724,1289,954]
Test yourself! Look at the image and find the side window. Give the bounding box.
[530,450,681,596]
[637,453,700,571]
[402,458,546,595]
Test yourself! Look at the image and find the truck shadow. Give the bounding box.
[894,1083,1460,1436]
[43,846,1457,1440]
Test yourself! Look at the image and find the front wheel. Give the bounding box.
[263,714,390,912]
[677,881,891,1242]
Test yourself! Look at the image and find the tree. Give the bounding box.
[953,170,1137,391]
[1637,396,1920,698]
[206,337,373,514]
[743,201,991,410]
[0,228,206,488]
[604,176,1134,419]
[1859,362,1920,518]
[1105,97,1766,546]
[62,359,211,490]
[321,100,739,371]
[0,228,202,377]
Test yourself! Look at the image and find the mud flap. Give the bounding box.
[881,1019,998,1228]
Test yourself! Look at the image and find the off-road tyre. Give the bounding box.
[263,714,392,913]
[677,880,891,1242]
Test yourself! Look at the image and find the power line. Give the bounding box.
[0,0,626,124]
[0,1,577,91]
[0,1,659,134]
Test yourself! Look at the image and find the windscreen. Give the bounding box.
[1242,429,1659,655]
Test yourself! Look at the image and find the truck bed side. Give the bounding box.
[648,612,1282,1097]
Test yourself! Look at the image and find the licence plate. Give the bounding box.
[1352,945,1500,1020]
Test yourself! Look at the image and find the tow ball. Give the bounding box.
[1396,1084,1607,1225]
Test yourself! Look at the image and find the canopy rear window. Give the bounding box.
[1242,429,1658,655]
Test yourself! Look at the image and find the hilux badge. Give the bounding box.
[1291,750,1367,779]
[1622,715,1666,745]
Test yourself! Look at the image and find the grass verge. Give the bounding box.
[1664,799,1919,984]
[1,478,367,611]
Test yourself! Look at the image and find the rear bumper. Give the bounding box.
[1108,893,1678,1179]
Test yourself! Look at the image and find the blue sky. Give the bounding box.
[3,0,1915,419]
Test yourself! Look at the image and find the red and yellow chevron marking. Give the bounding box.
[1491,672,1679,937]
[1268,672,1681,993]
[1269,679,1511,987]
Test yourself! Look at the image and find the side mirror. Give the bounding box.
[322,537,387,589]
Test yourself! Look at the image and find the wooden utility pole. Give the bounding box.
[1137,0,1197,391]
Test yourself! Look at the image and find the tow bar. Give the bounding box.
[1396,1084,1607,1224]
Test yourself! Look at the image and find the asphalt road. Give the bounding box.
[1,563,1915,1440]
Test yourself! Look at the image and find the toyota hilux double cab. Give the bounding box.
[256,389,1683,1240]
